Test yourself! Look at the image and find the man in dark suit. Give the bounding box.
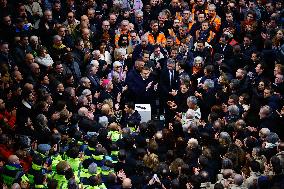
[159,58,178,122]
[214,34,233,60]
[125,59,145,102]
[86,63,101,93]
[78,107,101,133]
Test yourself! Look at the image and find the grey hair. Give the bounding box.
[228,105,239,115]
[208,4,216,10]
[179,73,190,83]
[141,35,148,42]
[203,79,215,89]
[53,35,61,41]
[236,119,246,128]
[30,35,38,42]
[159,11,167,18]
[167,58,175,65]
[121,20,129,26]
[116,48,126,56]
[65,87,75,96]
[259,128,270,137]
[78,95,87,105]
[36,114,49,131]
[193,56,203,65]
[234,174,244,186]
[187,96,198,105]
[188,138,198,148]
[252,147,261,156]
[80,77,90,85]
[78,107,88,117]
[186,109,195,119]
[135,10,143,17]
[98,116,109,127]
[219,132,232,144]
[90,60,99,67]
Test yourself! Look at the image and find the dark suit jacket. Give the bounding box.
[88,74,101,93]
[78,116,101,133]
[132,44,154,62]
[125,68,141,102]
[214,43,233,60]
[159,68,178,99]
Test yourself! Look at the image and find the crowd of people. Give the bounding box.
[0,0,284,188]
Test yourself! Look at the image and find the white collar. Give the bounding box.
[22,100,32,109]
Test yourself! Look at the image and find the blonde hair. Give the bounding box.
[143,153,159,170]
[108,122,121,131]
[187,138,199,149]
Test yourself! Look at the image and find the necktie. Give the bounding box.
[169,70,174,86]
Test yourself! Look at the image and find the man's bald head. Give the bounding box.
[234,174,243,186]
[8,155,20,164]
[11,183,21,189]
[25,53,34,64]
[122,178,132,188]
[30,63,40,74]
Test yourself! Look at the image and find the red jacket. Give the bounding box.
[0,144,13,160]
[0,110,16,130]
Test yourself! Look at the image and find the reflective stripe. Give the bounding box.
[92,155,104,161]
[35,185,47,188]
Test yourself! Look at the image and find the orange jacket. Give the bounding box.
[146,32,166,47]
[209,15,221,32]
[168,29,180,45]
[168,29,193,45]
[115,30,131,48]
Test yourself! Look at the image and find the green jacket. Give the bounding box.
[52,173,68,189]
[51,154,63,171]
[108,131,122,142]
[27,162,44,185]
[66,157,81,171]
[83,183,107,189]
[1,164,24,186]
[34,184,48,188]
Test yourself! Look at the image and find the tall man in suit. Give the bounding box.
[86,62,101,93]
[159,58,179,123]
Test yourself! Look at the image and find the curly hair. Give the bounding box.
[143,153,160,171]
